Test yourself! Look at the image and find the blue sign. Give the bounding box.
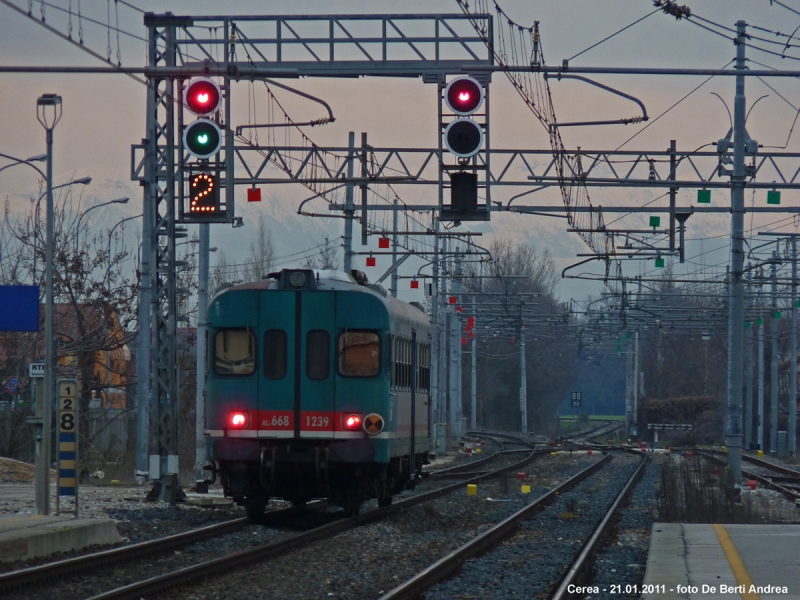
[0,285,40,332]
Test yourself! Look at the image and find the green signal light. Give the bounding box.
[183,119,222,159]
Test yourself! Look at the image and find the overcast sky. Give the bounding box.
[1,0,799,302]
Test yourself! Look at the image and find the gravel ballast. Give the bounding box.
[425,452,642,600]
[147,453,601,600]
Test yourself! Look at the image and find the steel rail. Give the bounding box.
[430,450,534,477]
[551,454,649,600]
[0,515,249,594]
[83,450,548,600]
[376,452,612,600]
[426,434,511,476]
[741,453,800,478]
[464,430,539,449]
[699,451,800,502]
[0,501,327,595]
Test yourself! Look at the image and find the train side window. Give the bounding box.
[214,329,256,376]
[394,336,402,388]
[419,343,430,392]
[307,330,330,380]
[386,333,394,381]
[406,338,412,389]
[264,329,288,379]
[338,331,381,377]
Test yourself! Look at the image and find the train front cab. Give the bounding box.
[206,272,429,517]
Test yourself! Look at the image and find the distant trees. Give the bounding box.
[459,240,576,434]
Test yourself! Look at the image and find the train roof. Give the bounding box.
[213,269,429,326]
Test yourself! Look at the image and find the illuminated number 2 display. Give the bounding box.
[189,172,220,214]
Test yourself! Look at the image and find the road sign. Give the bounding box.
[5,376,20,394]
[28,362,45,378]
[570,391,582,408]
[0,285,39,332]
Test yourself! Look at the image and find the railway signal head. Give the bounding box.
[184,78,222,116]
[183,119,223,159]
[445,76,484,115]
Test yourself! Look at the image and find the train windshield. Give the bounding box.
[338,331,380,377]
[214,329,256,375]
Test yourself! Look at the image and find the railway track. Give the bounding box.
[13,447,544,600]
[0,504,308,597]
[375,451,643,600]
[699,450,800,502]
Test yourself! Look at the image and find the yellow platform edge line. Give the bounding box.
[713,524,761,600]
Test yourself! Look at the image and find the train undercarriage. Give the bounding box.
[214,438,427,520]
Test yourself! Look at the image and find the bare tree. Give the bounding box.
[243,215,274,282]
[303,237,340,271]
[0,187,139,462]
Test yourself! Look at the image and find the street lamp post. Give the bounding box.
[75,197,130,256]
[36,92,61,516]
[105,213,141,291]
[32,178,92,283]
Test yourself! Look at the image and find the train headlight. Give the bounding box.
[289,271,307,287]
[229,411,249,429]
[343,414,363,430]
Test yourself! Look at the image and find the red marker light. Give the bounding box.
[184,78,222,117]
[229,412,248,428]
[445,76,484,115]
[344,414,362,430]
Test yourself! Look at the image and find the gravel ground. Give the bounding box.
[145,453,601,600]
[586,455,660,600]
[425,452,642,600]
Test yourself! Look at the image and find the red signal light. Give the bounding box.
[344,414,362,430]
[445,76,484,115]
[184,78,222,117]
[229,411,248,429]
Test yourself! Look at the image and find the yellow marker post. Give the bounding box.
[550,451,557,457]
[475,448,481,453]
[467,484,477,496]
[521,485,531,494]
[757,450,764,457]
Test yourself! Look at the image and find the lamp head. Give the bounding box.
[36,94,63,130]
[73,177,92,185]
[113,197,130,204]
[26,154,47,163]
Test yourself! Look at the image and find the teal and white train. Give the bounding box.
[205,268,431,518]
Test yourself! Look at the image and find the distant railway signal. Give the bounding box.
[441,75,487,221]
[183,119,223,159]
[184,78,222,116]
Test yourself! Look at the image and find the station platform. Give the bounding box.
[642,523,800,599]
[0,514,120,563]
